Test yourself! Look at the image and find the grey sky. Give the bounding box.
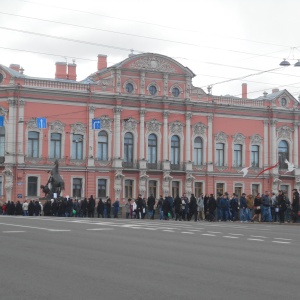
[1,0,300,99]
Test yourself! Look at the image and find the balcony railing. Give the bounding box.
[122,161,135,169]
[170,163,183,171]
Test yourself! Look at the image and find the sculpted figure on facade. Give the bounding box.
[2,166,13,201]
[139,170,149,182]
[277,125,293,140]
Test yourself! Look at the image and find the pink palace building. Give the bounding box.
[0,53,299,203]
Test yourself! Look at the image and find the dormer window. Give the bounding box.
[0,73,3,84]
[281,98,287,107]
[172,87,180,97]
[125,83,134,93]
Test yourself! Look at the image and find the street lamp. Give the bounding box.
[279,47,300,67]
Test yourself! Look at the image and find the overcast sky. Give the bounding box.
[1,0,300,99]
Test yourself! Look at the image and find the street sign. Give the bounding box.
[36,117,47,129]
[0,116,4,127]
[92,119,101,130]
[17,194,22,198]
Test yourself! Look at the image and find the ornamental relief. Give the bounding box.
[71,122,86,135]
[215,132,228,143]
[27,118,40,131]
[123,118,138,132]
[50,120,65,133]
[146,119,161,133]
[170,121,184,135]
[232,133,246,144]
[98,115,112,132]
[193,122,207,136]
[250,134,263,145]
[129,56,176,73]
[277,125,293,140]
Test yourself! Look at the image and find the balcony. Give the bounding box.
[147,162,161,170]
[170,163,183,171]
[122,161,136,169]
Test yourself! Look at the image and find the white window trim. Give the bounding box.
[95,129,112,161]
[71,176,85,199]
[145,132,161,165]
[26,174,41,198]
[96,176,110,199]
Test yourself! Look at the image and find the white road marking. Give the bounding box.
[272,241,291,244]
[229,233,244,236]
[251,235,268,238]
[223,236,239,239]
[182,232,194,234]
[48,229,71,232]
[0,222,67,232]
[247,238,264,242]
[2,231,26,233]
[274,238,293,241]
[163,230,175,232]
[201,234,216,236]
[86,228,114,231]
[207,231,222,234]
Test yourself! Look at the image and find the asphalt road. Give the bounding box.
[0,216,299,300]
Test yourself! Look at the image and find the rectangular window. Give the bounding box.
[234,184,243,198]
[280,184,289,197]
[0,127,5,157]
[251,145,259,167]
[98,179,107,198]
[73,178,82,198]
[72,134,83,160]
[28,131,39,158]
[148,180,157,198]
[251,184,260,196]
[28,176,38,196]
[125,179,133,198]
[216,143,224,166]
[216,183,224,197]
[234,144,242,167]
[50,133,61,159]
[172,181,180,198]
[194,182,203,198]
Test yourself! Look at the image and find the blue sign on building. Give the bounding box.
[36,117,47,129]
[92,119,101,130]
[0,116,4,127]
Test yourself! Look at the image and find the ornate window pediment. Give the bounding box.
[170,121,184,135]
[232,133,246,144]
[0,105,8,116]
[250,134,263,145]
[49,120,65,133]
[26,118,40,132]
[215,132,228,143]
[146,119,161,133]
[71,122,86,135]
[123,117,138,132]
[193,122,207,135]
[277,125,293,140]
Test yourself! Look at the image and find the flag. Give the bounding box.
[255,162,279,178]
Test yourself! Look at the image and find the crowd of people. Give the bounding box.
[0,189,299,224]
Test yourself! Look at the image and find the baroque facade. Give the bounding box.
[0,53,299,203]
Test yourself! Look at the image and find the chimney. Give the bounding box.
[242,83,247,99]
[9,64,20,72]
[97,54,107,71]
[55,62,67,79]
[67,62,77,81]
[272,88,279,93]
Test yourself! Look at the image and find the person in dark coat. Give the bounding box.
[136,194,143,219]
[292,188,299,223]
[28,200,34,216]
[88,195,95,218]
[34,201,41,216]
[162,196,171,220]
[106,197,112,218]
[204,194,209,220]
[147,194,156,219]
[277,190,287,224]
[189,194,198,222]
[51,199,58,216]
[174,194,182,221]
[65,198,73,217]
[15,201,23,215]
[208,194,217,222]
[43,200,51,216]
[113,198,120,218]
[81,198,88,218]
[97,198,104,218]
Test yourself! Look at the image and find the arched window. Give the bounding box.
[0,126,5,157]
[98,131,108,160]
[124,132,133,163]
[148,134,157,164]
[50,133,61,159]
[278,140,289,169]
[233,144,242,167]
[194,137,203,165]
[125,83,134,93]
[28,131,39,158]
[251,145,259,167]
[171,135,180,165]
[216,143,224,166]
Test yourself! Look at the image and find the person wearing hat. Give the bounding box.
[291,188,299,223]
[240,193,247,222]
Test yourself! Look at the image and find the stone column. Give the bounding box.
[294,122,299,176]
[17,99,25,164]
[113,106,122,168]
[139,109,147,169]
[88,106,95,166]
[163,74,168,97]
[6,99,16,164]
[185,112,192,171]
[140,71,145,95]
[162,111,170,170]
[263,120,269,168]
[270,119,278,174]
[207,115,213,172]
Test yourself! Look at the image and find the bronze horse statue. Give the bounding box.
[41,159,65,198]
